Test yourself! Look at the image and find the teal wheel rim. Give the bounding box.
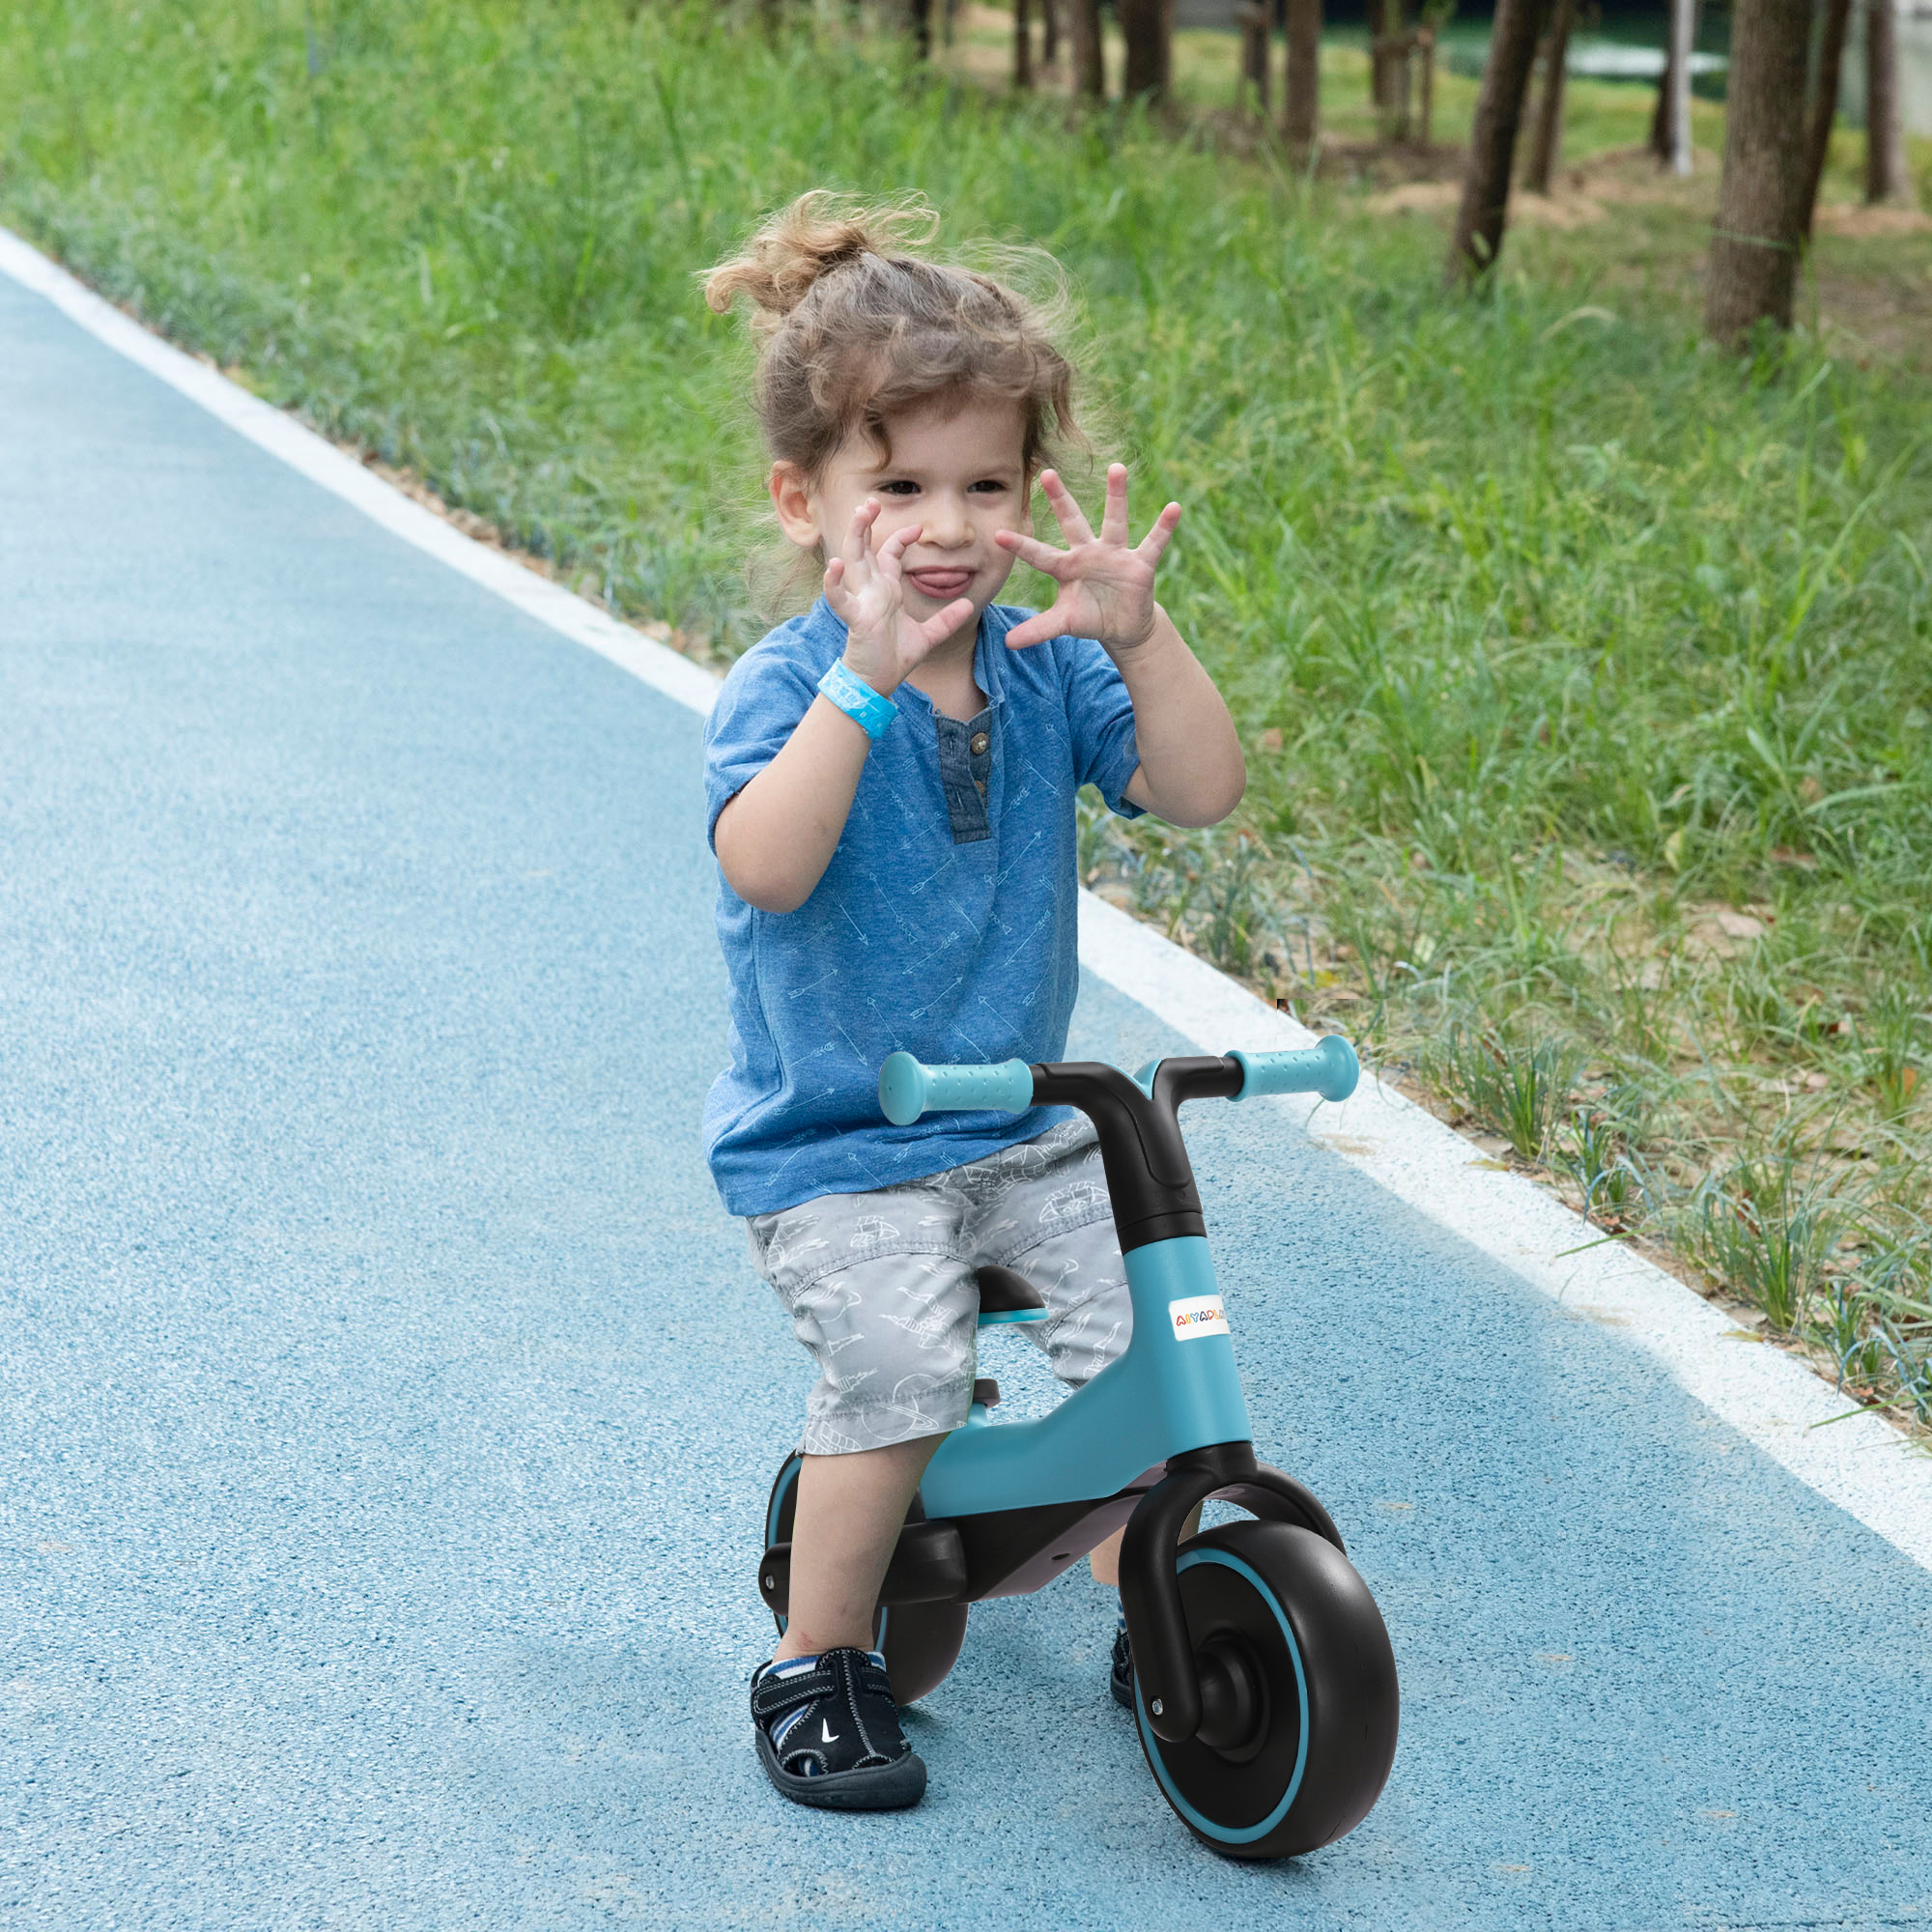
[1136,1547,1310,1844]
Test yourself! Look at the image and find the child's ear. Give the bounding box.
[769,463,821,550]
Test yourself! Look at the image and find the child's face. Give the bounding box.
[772,397,1031,640]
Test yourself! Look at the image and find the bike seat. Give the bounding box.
[975,1265,1047,1325]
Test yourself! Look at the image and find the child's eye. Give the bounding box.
[968,480,1010,496]
[878,480,919,497]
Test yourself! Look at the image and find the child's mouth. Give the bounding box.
[905,567,975,599]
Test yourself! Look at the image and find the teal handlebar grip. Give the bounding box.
[879,1053,1036,1126]
[1229,1036,1359,1103]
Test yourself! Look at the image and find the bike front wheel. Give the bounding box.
[1132,1519,1398,1860]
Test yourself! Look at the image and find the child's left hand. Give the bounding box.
[995,466,1182,654]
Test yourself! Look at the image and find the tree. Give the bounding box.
[1416,20,1437,146]
[1649,25,1675,158]
[1371,0,1400,115]
[1524,0,1577,194]
[1041,0,1061,70]
[1121,0,1172,99]
[1283,0,1321,147]
[1239,1,1271,111]
[1801,0,1854,235]
[1444,0,1548,285]
[1865,0,1909,204]
[1014,0,1034,87]
[1070,0,1106,96]
[1704,0,1813,344]
[1649,0,1699,166]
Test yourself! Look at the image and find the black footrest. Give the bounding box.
[759,1519,968,1616]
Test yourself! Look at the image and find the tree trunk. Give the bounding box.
[1650,0,1699,162]
[1121,0,1171,99]
[1524,0,1575,193]
[1649,25,1674,156]
[1284,0,1321,145]
[1240,2,1271,109]
[1801,0,1853,235]
[1070,0,1105,95]
[1445,0,1548,285]
[1041,0,1060,69]
[1865,0,1909,203]
[908,0,932,56]
[1417,22,1435,146]
[1704,0,1813,343]
[1014,0,1034,87]
[1372,0,1405,109]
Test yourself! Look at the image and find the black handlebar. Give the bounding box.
[879,1041,1359,1255]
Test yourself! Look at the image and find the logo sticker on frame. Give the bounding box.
[1168,1295,1231,1340]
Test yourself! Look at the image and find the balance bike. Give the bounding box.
[756,1040,1399,1859]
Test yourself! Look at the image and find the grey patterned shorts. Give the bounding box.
[746,1117,1133,1455]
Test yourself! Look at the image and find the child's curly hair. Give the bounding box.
[704,191,1082,481]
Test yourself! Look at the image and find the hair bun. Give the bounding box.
[703,190,939,329]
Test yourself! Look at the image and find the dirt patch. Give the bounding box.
[1363,180,1461,215]
[1813,200,1932,240]
[1512,190,1608,229]
[1582,143,1721,206]
[1365,179,1606,227]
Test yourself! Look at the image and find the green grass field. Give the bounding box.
[4,0,1929,1416]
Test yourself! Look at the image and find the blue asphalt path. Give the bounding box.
[4,269,1931,1932]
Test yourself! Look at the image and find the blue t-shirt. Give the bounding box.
[701,598,1144,1216]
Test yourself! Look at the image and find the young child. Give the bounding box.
[700,192,1245,1811]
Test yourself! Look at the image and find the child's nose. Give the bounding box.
[922,501,972,547]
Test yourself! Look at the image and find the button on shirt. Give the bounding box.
[702,599,1144,1217]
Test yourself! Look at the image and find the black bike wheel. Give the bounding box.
[760,1452,967,1705]
[763,1451,806,1638]
[1132,1519,1398,1860]
[874,1600,969,1706]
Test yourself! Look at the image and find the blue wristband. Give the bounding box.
[817,660,899,741]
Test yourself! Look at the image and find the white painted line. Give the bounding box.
[11,222,1932,1575]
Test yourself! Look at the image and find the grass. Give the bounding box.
[1425,1025,1583,1165]
[2,0,1929,1420]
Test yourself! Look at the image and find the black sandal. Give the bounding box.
[1111,1616,1135,1709]
[751,1648,927,1811]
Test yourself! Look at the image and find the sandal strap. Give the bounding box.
[752,1648,905,1776]
[751,1665,834,1720]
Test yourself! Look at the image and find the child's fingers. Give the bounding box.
[843,497,880,567]
[1037,469,1095,549]
[994,528,1067,574]
[876,524,916,579]
[823,556,847,595]
[1135,501,1183,570]
[1001,604,1067,649]
[913,598,977,649]
[1097,464,1130,549]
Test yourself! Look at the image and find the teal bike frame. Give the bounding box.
[760,1037,1360,1747]
[919,1236,1250,1518]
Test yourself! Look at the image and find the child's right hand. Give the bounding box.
[823,497,976,697]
